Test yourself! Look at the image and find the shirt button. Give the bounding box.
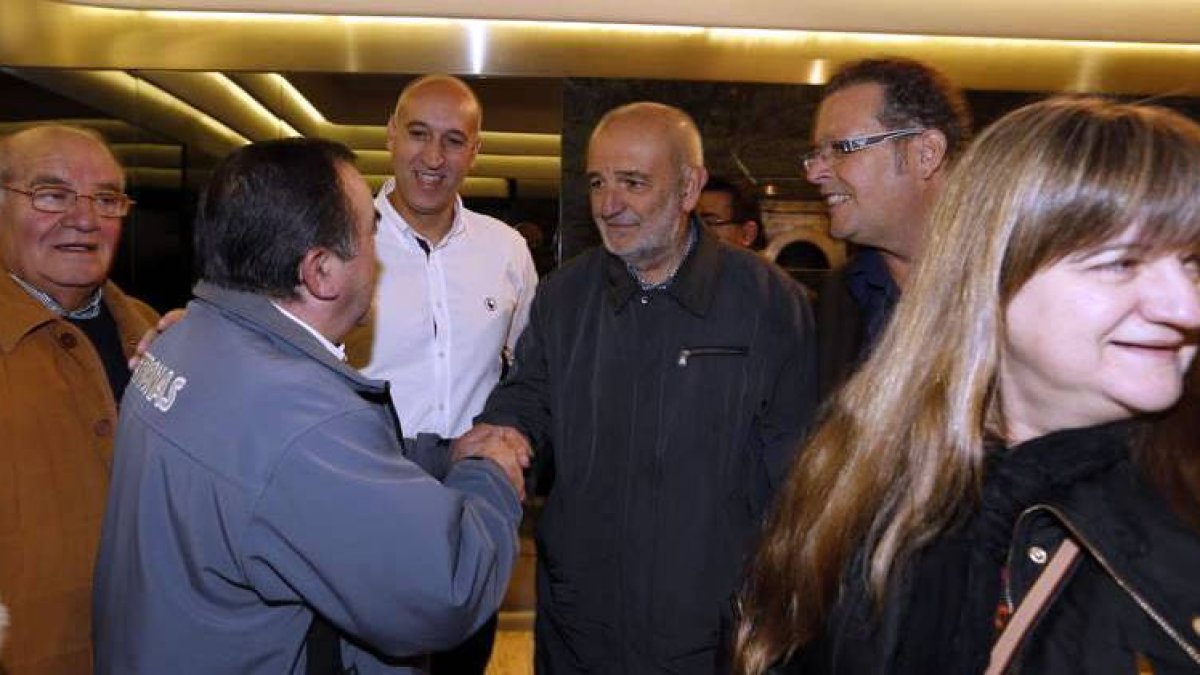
[639,296,649,305]
[93,419,113,437]
[1027,546,1048,565]
[58,332,78,349]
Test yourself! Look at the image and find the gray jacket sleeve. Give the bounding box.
[238,407,521,658]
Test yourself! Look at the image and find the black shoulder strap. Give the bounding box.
[306,613,344,674]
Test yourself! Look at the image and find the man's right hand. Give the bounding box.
[128,308,186,369]
[450,423,532,500]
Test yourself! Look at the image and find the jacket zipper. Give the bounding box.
[676,346,747,367]
[1008,505,1200,666]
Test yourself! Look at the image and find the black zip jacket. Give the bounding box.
[479,224,817,674]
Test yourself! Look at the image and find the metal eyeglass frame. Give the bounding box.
[801,127,926,172]
[0,184,134,218]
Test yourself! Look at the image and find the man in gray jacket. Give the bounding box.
[93,138,527,674]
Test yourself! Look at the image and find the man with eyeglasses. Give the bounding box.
[0,124,158,674]
[804,58,971,397]
[697,175,763,250]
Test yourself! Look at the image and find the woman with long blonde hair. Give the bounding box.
[736,96,1200,674]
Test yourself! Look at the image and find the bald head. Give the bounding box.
[391,75,482,136]
[0,124,119,187]
[590,102,703,174]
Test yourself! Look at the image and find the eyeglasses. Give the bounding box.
[699,215,739,228]
[1,185,134,218]
[801,127,925,172]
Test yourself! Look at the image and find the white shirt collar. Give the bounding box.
[271,301,346,361]
[376,177,467,248]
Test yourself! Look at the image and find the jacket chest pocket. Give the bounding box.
[676,346,748,367]
[671,345,754,420]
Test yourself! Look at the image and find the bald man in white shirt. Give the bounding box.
[344,74,537,675]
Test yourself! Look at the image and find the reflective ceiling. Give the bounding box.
[60,0,1200,44]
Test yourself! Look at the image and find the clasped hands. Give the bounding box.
[451,423,532,501]
[131,311,532,499]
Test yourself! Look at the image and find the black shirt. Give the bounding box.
[70,300,131,400]
[815,248,900,400]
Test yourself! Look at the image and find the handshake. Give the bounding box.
[132,312,535,501]
[450,423,533,500]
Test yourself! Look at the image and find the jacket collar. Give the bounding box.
[1004,422,1200,662]
[604,216,723,317]
[191,281,388,395]
[0,272,127,355]
[0,270,53,354]
[976,421,1134,562]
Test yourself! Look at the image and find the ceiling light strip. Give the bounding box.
[213,73,303,137]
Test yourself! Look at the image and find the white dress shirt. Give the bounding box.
[358,179,538,437]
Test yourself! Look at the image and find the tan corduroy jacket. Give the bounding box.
[0,272,158,675]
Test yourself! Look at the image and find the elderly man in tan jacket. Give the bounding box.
[0,125,158,674]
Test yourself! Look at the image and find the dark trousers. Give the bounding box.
[430,613,498,675]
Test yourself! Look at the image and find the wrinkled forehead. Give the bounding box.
[587,121,677,172]
[4,130,124,188]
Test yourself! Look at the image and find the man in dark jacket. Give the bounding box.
[457,102,817,674]
[93,138,527,674]
[805,58,970,398]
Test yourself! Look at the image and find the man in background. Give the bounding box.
[804,57,970,397]
[697,175,763,250]
[0,124,158,674]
